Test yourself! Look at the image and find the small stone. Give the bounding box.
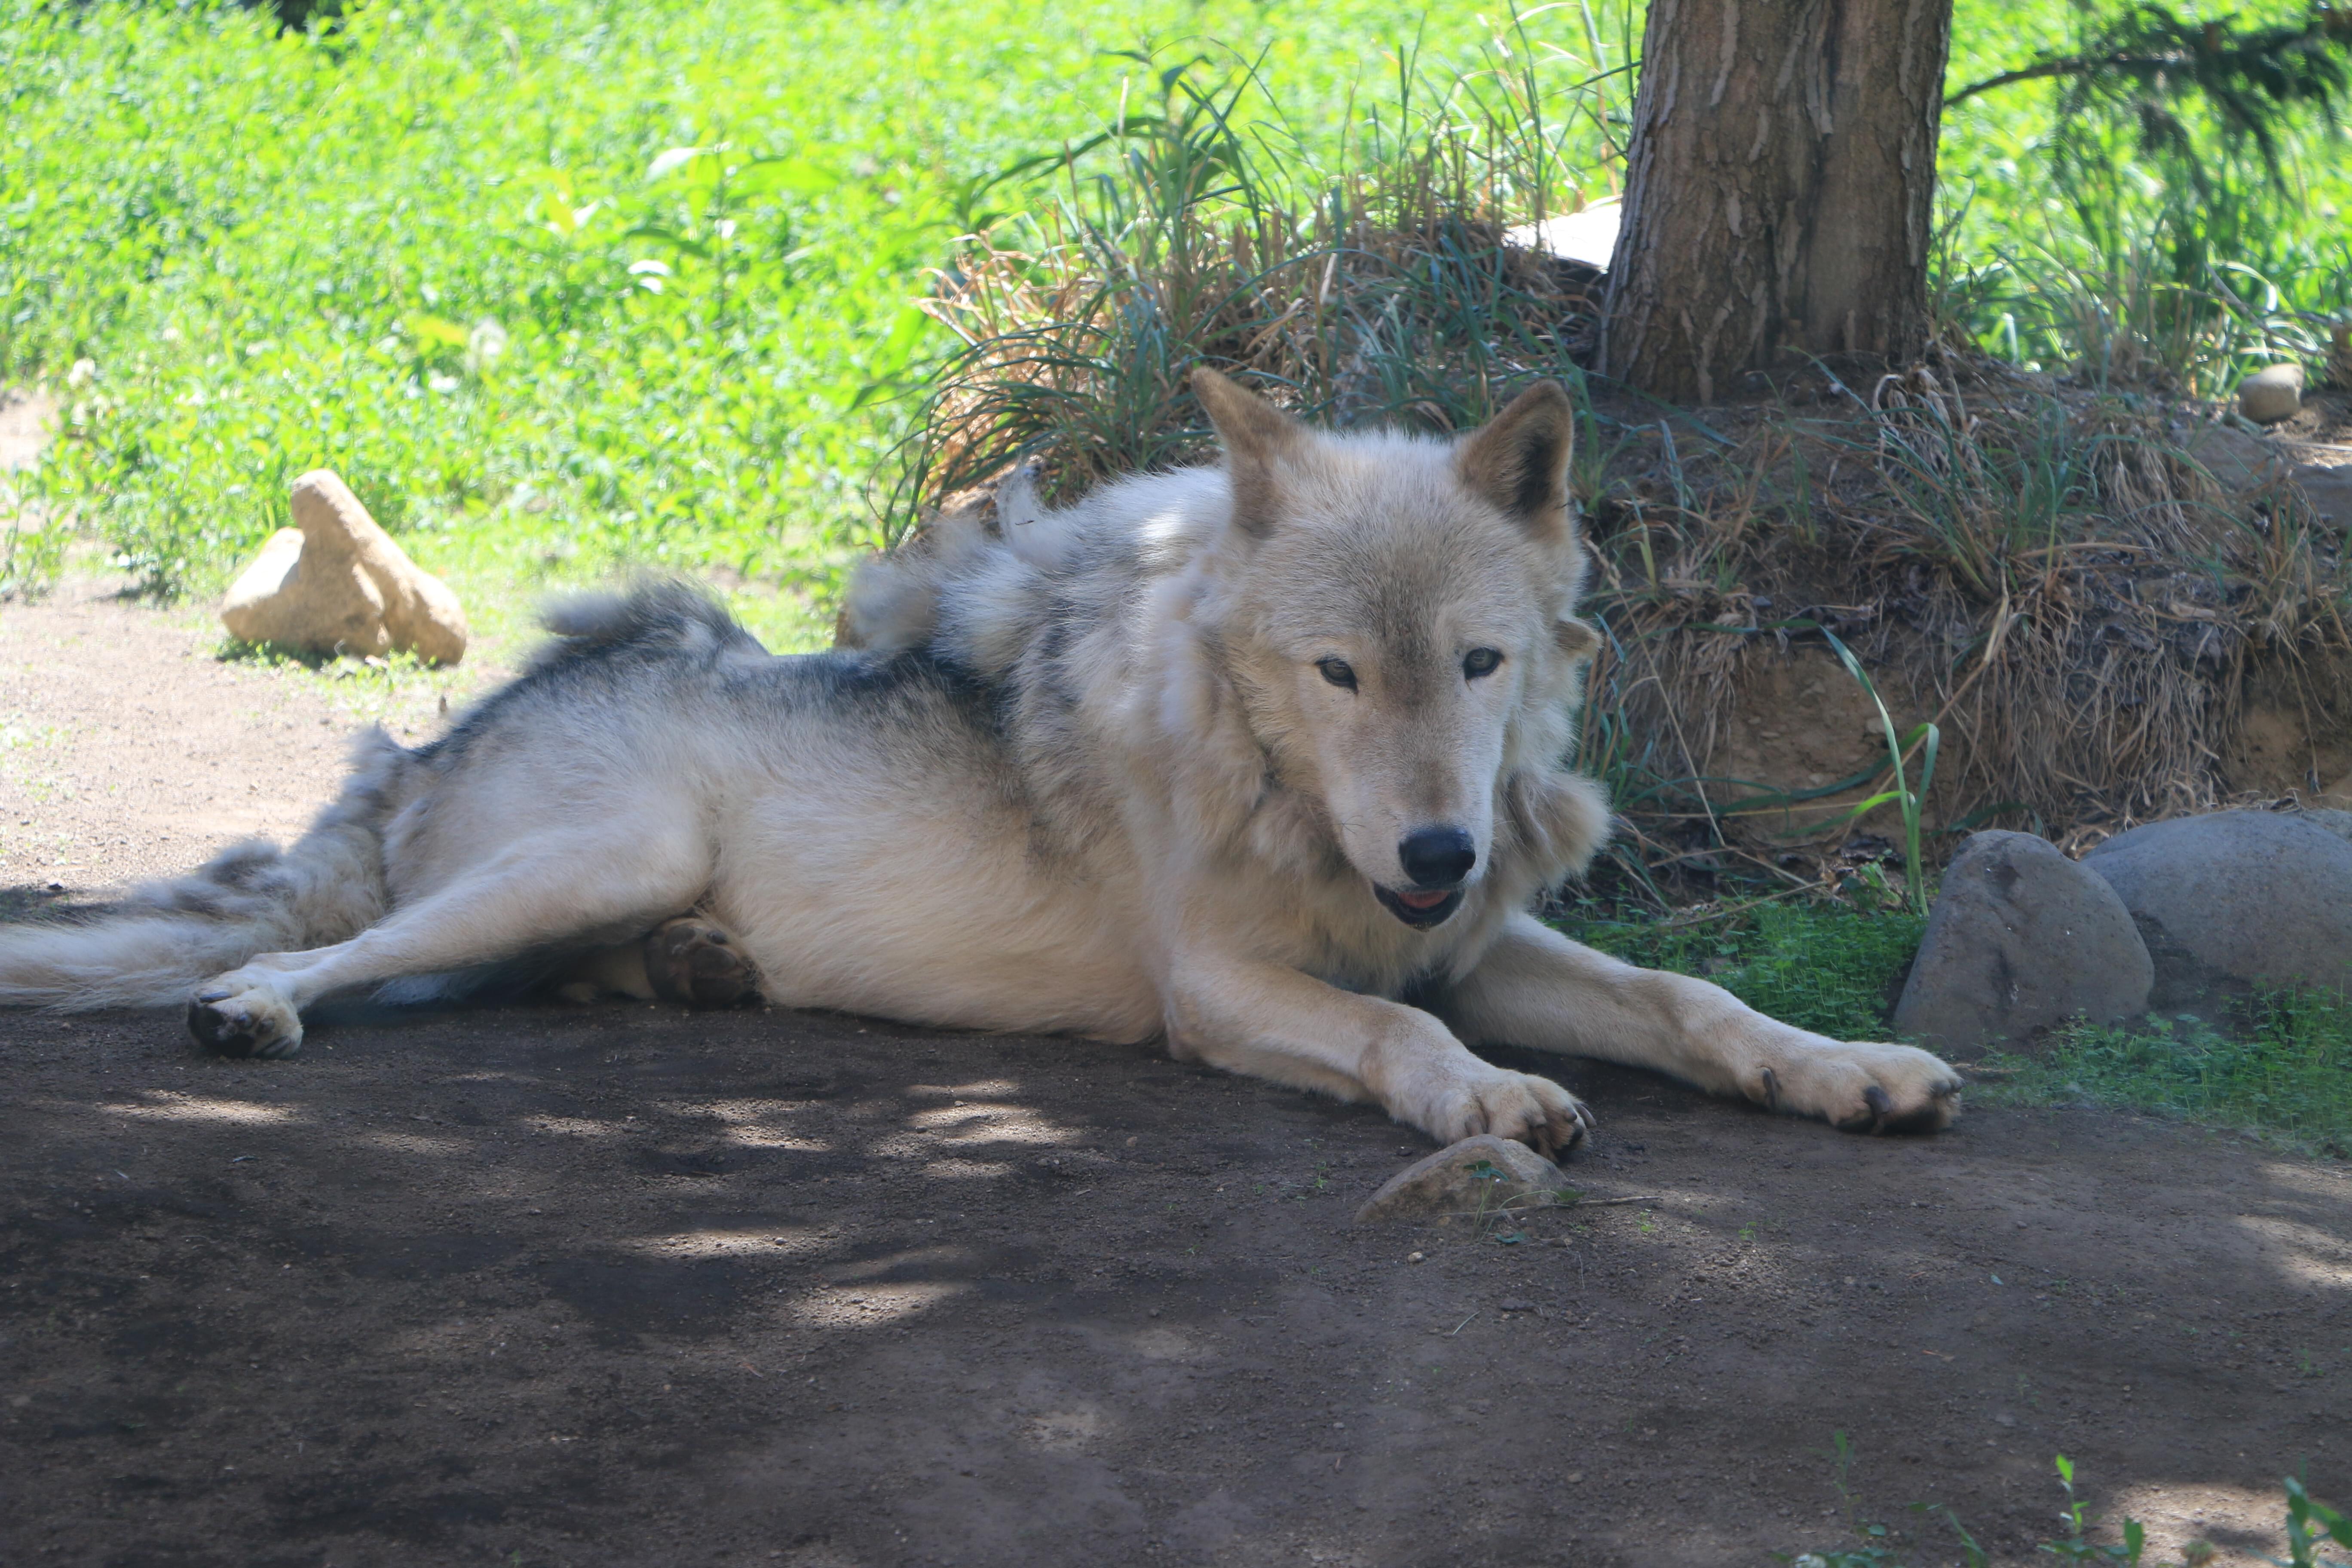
[1354,1134,1571,1224]
[1892,830,2152,1054]
[2084,810,2352,1008]
[2238,362,2305,424]
[1406,1251,1426,1264]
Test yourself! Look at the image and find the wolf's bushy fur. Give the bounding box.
[0,373,1960,1145]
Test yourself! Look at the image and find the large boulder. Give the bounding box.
[1893,830,2152,1055]
[2082,811,2352,1009]
[220,470,468,665]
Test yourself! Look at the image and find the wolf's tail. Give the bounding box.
[0,730,410,1009]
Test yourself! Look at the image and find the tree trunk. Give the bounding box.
[1599,0,1955,404]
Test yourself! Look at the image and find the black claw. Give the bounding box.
[1864,1084,1894,1118]
[1759,1067,1781,1111]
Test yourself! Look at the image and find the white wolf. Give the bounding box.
[0,371,1958,1152]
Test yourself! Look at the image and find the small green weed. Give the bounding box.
[1820,628,1938,919]
[1783,1446,2346,1568]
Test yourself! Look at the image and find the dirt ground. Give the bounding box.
[2,589,2351,1568]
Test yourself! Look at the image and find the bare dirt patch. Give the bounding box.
[1,595,2349,1568]
[0,576,483,900]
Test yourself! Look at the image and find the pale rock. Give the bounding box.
[2083,810,2352,1009]
[1354,1135,1572,1224]
[1893,830,2152,1055]
[2238,362,2305,425]
[220,471,468,664]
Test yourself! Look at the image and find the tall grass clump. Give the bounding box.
[890,24,1638,532]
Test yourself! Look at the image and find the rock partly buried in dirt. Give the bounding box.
[2294,458,2352,533]
[1893,830,2152,1056]
[220,470,468,664]
[1354,1135,1572,1224]
[2083,810,2352,1010]
[2238,362,2305,424]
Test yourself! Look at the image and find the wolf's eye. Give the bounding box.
[1462,647,1504,679]
[1316,658,1358,690]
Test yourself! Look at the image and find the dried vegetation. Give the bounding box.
[886,58,2352,900]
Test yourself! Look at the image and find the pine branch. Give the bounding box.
[1946,2,2352,170]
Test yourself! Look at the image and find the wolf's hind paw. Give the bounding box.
[186,983,304,1060]
[644,916,760,1008]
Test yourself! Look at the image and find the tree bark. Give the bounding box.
[1599,0,1955,404]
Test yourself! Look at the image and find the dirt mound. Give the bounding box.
[1572,369,2352,877]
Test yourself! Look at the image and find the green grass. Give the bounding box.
[3,0,2347,633]
[1565,901,1929,1044]
[0,0,1591,630]
[1975,988,2352,1158]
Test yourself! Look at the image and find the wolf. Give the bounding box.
[0,370,1959,1152]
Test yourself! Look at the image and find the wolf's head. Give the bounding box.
[1189,368,1604,929]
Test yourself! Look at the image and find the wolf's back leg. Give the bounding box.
[187,827,712,1057]
[551,914,761,1008]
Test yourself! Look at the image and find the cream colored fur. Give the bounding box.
[0,372,1959,1148]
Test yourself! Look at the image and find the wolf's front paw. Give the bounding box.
[643,916,760,1008]
[186,979,303,1060]
[1422,1066,1594,1159]
[1756,1041,1961,1133]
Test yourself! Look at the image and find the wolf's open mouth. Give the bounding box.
[1374,885,1465,929]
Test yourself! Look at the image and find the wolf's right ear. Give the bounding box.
[1455,379,1577,539]
[1191,366,1301,539]
[1553,616,1600,666]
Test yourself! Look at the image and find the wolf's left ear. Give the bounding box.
[1191,366,1302,539]
[1455,380,1577,537]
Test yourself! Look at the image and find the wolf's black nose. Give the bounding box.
[1398,827,1476,887]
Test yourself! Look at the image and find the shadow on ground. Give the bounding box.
[2,995,2347,1566]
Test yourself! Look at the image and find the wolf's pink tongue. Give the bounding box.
[1396,888,1451,910]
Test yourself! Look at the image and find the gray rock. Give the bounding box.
[2083,810,2352,1009]
[1354,1135,1571,1224]
[2297,808,2352,845]
[2292,459,2352,533]
[1893,830,2152,1055]
[2239,362,2305,425]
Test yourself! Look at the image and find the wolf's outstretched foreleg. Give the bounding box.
[1438,911,1962,1133]
[1161,947,1594,1157]
[187,827,713,1058]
